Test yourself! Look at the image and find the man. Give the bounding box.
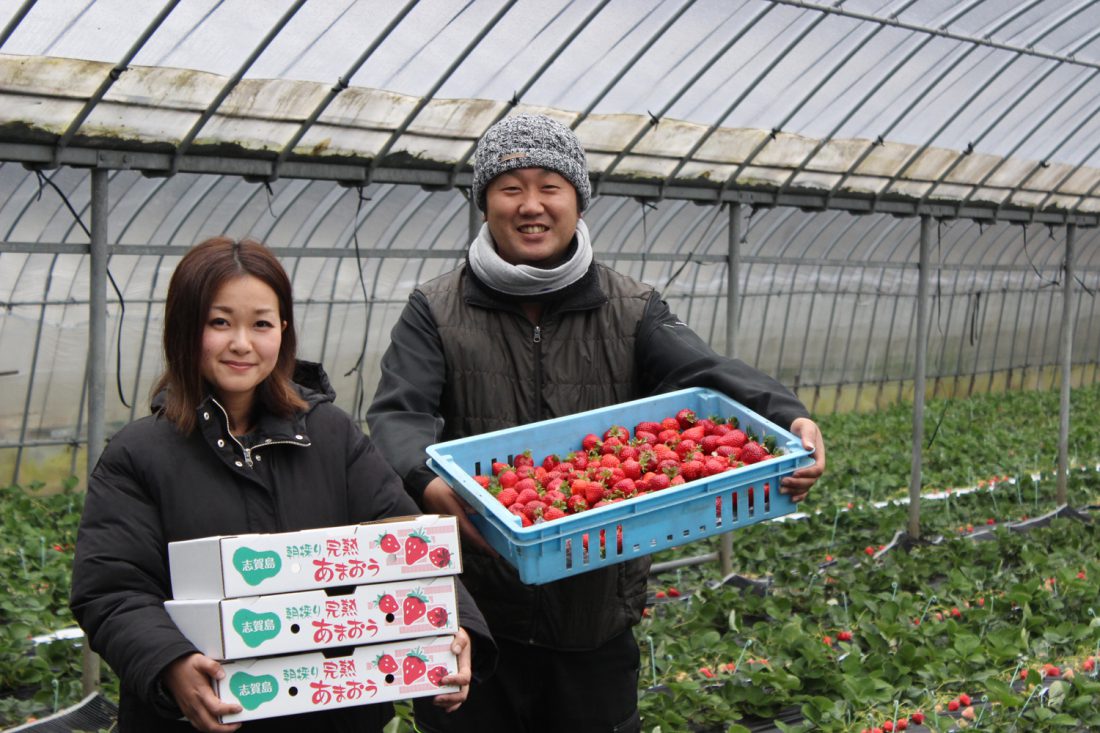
[367,114,825,732]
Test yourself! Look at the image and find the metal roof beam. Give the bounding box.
[447,0,612,185]
[169,0,307,174]
[774,0,1100,71]
[49,1,179,168]
[572,0,696,134]
[367,0,517,179]
[271,0,419,182]
[825,0,1044,201]
[874,0,1084,198]
[783,0,981,198]
[600,2,768,182]
[916,18,1100,215]
[0,0,36,48]
[2,142,1096,226]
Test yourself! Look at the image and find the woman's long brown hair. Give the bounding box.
[152,237,307,433]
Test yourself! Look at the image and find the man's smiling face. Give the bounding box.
[484,168,579,268]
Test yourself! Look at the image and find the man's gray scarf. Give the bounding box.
[467,219,593,297]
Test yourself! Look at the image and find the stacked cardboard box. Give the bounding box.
[166,515,463,723]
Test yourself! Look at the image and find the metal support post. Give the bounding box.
[908,215,932,540]
[720,202,742,576]
[82,168,108,695]
[1057,224,1075,505]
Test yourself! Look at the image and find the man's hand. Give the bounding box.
[431,627,474,713]
[422,477,497,556]
[782,418,826,502]
[162,653,242,733]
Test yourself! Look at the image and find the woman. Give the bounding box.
[71,237,493,733]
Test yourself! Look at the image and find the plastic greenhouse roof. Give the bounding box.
[0,0,1099,225]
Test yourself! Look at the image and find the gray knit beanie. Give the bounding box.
[472,114,591,212]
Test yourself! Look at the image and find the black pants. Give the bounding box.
[413,629,641,733]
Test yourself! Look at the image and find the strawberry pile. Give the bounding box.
[473,407,783,526]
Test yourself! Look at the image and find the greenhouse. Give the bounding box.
[0,1,1098,731]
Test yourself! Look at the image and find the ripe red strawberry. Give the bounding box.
[612,478,637,496]
[543,489,567,506]
[675,408,697,429]
[648,473,671,492]
[883,722,894,732]
[404,531,430,564]
[958,693,971,706]
[909,712,924,725]
[634,421,661,436]
[681,460,704,481]
[515,487,540,505]
[675,438,698,459]
[947,699,959,712]
[666,586,681,597]
[600,436,623,454]
[603,425,629,442]
[429,546,451,568]
[722,429,748,448]
[566,495,587,513]
[376,653,398,674]
[378,532,400,554]
[403,650,428,684]
[497,469,518,489]
[703,457,726,476]
[740,441,769,464]
[581,433,602,451]
[837,630,853,642]
[681,426,706,444]
[497,488,519,507]
[403,590,428,624]
[473,474,490,488]
[426,606,448,628]
[513,451,534,468]
[620,458,642,480]
[514,477,538,494]
[700,435,722,454]
[523,500,547,521]
[634,430,659,445]
[377,594,398,614]
[584,483,606,505]
[543,506,567,521]
[426,665,448,686]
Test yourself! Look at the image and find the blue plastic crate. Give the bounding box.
[426,387,812,584]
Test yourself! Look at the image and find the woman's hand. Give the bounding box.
[430,627,473,713]
[162,653,243,733]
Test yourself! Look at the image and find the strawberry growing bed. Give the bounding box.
[1,383,1098,731]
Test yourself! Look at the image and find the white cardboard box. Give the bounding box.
[217,635,459,723]
[168,516,461,600]
[165,576,459,660]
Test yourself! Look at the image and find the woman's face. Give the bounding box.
[200,274,285,409]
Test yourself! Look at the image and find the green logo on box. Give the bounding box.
[232,547,281,586]
[229,672,278,710]
[232,609,281,648]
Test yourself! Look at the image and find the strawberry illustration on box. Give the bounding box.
[216,635,459,722]
[168,515,461,600]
